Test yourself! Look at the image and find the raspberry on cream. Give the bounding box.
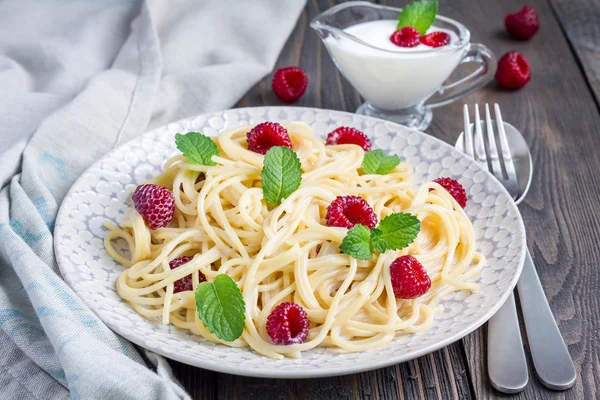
[390,27,421,48]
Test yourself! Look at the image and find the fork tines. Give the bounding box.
[463,103,520,200]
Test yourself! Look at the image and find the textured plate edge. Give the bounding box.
[53,106,527,378]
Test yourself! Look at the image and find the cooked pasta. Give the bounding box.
[104,121,484,359]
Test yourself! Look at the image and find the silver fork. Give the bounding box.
[463,104,519,199]
[463,104,528,392]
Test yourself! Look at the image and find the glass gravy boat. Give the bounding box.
[311,1,496,130]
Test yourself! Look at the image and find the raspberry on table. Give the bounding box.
[390,27,421,48]
[266,302,309,345]
[326,195,378,229]
[495,51,531,90]
[246,122,293,155]
[390,255,431,299]
[272,66,308,103]
[169,256,207,293]
[325,127,372,152]
[132,184,175,229]
[421,32,451,48]
[432,177,468,208]
[505,5,539,40]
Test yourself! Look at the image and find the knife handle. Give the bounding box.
[487,293,529,393]
[516,248,576,390]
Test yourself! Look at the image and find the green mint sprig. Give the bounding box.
[361,150,401,175]
[397,0,438,35]
[261,146,302,206]
[176,132,219,166]
[340,224,373,260]
[195,274,245,342]
[339,213,420,259]
[371,213,421,252]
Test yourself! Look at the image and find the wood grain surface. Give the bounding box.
[169,0,600,398]
[549,0,600,105]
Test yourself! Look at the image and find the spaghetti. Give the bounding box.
[104,122,484,359]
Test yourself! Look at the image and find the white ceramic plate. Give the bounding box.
[54,107,526,378]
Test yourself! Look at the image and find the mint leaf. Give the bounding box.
[362,150,401,175]
[195,274,245,342]
[370,228,387,253]
[339,224,373,260]
[371,213,420,251]
[261,146,302,206]
[397,0,438,35]
[176,132,219,166]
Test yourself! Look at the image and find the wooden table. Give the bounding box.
[169,0,600,398]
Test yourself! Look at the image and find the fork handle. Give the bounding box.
[516,248,576,390]
[487,293,529,393]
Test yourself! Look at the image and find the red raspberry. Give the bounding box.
[266,302,309,345]
[390,27,421,48]
[325,127,372,152]
[495,51,531,90]
[169,256,207,293]
[246,122,292,155]
[272,67,308,103]
[132,184,175,229]
[421,32,451,48]
[326,195,378,229]
[390,255,431,299]
[505,5,539,40]
[432,177,467,208]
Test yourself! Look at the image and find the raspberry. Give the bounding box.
[390,27,421,48]
[132,184,175,229]
[272,66,308,103]
[432,177,467,208]
[421,32,451,48]
[325,127,372,152]
[266,302,309,345]
[495,51,531,90]
[246,122,292,155]
[505,5,539,40]
[326,195,378,229]
[390,255,431,299]
[169,256,206,293]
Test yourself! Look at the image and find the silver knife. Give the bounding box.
[516,248,577,390]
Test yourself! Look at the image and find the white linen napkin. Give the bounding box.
[0,0,305,398]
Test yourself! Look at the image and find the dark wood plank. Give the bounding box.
[549,0,600,105]
[209,347,472,400]
[171,0,600,398]
[169,360,216,400]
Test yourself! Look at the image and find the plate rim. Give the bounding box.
[54,106,526,378]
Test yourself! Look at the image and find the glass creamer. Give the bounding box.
[311,1,496,130]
